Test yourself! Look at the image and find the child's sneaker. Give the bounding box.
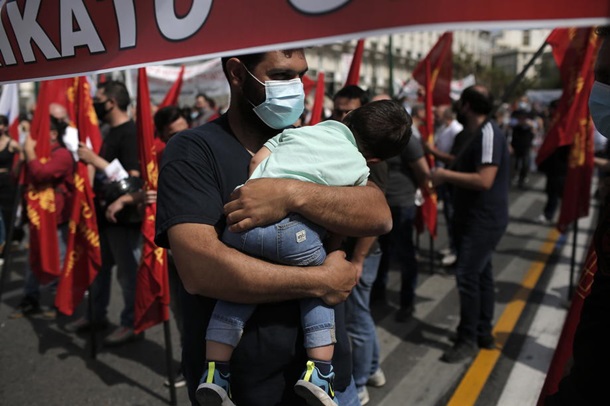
[294,360,339,406]
[195,362,234,406]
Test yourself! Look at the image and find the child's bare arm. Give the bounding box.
[249,146,272,176]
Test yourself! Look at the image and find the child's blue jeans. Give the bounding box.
[207,213,336,349]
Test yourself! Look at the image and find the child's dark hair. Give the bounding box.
[344,100,412,161]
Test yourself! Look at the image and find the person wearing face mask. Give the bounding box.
[66,81,144,347]
[191,93,220,128]
[155,50,393,406]
[545,26,610,406]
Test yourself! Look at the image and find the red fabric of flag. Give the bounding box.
[308,72,325,126]
[412,32,453,106]
[302,75,316,98]
[134,67,169,334]
[158,65,185,108]
[55,77,102,315]
[25,81,60,285]
[413,32,453,238]
[536,28,600,232]
[537,241,597,405]
[344,39,364,87]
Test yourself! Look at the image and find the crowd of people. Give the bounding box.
[1,26,608,406]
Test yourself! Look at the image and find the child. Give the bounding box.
[196,100,413,406]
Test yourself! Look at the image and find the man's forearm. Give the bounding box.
[168,223,350,304]
[289,181,391,237]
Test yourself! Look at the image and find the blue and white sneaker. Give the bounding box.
[195,362,235,406]
[294,360,339,406]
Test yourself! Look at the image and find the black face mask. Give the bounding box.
[93,101,109,122]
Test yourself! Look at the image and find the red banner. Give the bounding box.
[537,241,597,404]
[0,1,608,84]
[55,77,102,315]
[158,65,185,109]
[345,39,364,87]
[536,28,600,232]
[308,72,325,126]
[412,33,453,238]
[25,80,60,285]
[134,67,169,334]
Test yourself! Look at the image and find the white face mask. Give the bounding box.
[590,81,610,138]
[244,67,305,129]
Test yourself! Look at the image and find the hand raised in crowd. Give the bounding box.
[224,178,295,232]
[77,142,97,165]
[318,250,358,306]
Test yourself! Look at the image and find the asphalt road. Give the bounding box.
[0,171,597,406]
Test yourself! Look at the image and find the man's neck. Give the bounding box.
[466,114,487,132]
[227,108,276,155]
[108,111,130,128]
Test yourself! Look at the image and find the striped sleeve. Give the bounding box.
[480,122,495,164]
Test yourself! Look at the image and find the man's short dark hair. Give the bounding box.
[333,85,369,105]
[597,26,610,37]
[461,85,494,116]
[344,100,412,161]
[0,115,8,127]
[154,106,184,134]
[220,49,303,80]
[98,80,131,111]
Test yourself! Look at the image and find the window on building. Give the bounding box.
[523,30,531,46]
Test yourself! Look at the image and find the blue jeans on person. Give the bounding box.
[346,248,382,391]
[376,205,418,309]
[90,225,142,327]
[335,377,360,406]
[436,184,455,252]
[453,223,505,342]
[207,214,334,349]
[24,223,69,301]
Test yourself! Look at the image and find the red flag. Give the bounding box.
[412,32,453,106]
[536,28,600,232]
[302,75,316,98]
[134,67,169,334]
[537,241,597,404]
[55,77,103,315]
[413,33,453,238]
[308,72,325,126]
[344,39,364,87]
[0,84,20,141]
[24,81,60,285]
[158,65,185,108]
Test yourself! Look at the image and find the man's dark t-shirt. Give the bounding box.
[95,120,140,228]
[452,121,510,230]
[155,115,352,405]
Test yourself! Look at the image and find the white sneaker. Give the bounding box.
[367,368,386,387]
[358,386,370,405]
[441,253,457,267]
[535,214,552,225]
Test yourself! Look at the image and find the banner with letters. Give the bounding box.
[0,0,609,84]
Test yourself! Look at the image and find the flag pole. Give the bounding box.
[388,35,394,98]
[163,318,177,405]
[494,40,548,116]
[569,219,579,299]
[0,162,24,304]
[87,287,98,359]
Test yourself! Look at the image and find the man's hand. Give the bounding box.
[318,250,358,306]
[105,197,126,223]
[77,142,98,166]
[430,167,447,187]
[224,178,293,232]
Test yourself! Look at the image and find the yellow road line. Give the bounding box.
[447,228,561,406]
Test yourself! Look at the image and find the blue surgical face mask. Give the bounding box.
[244,66,305,129]
[589,81,610,138]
